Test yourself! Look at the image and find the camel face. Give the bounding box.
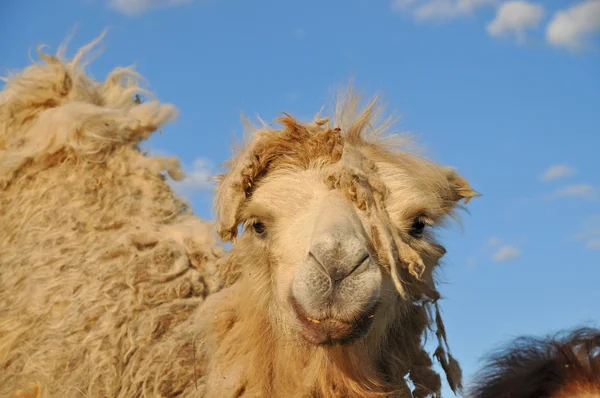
[217,113,480,347]
[246,168,384,345]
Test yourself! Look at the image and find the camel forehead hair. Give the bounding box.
[246,166,329,208]
[214,87,443,242]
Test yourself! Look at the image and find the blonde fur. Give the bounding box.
[1,33,479,397]
[209,85,479,396]
[0,34,224,397]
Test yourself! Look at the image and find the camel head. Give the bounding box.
[214,90,480,351]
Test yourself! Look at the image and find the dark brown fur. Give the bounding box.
[468,327,600,398]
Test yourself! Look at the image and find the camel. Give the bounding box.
[467,326,600,398]
[0,33,480,397]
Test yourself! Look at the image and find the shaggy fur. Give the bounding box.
[467,327,600,398]
[207,82,479,396]
[1,33,480,397]
[0,33,225,397]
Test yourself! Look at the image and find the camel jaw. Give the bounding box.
[289,294,379,346]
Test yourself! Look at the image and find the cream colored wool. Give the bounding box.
[1,33,477,398]
[0,34,224,397]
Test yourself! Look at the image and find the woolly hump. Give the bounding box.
[0,32,224,397]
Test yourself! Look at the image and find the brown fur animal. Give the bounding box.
[0,33,480,397]
[200,76,480,396]
[467,327,600,398]
[0,32,224,398]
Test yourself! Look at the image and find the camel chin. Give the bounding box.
[289,292,379,346]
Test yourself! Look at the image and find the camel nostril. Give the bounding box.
[349,252,370,276]
[308,247,370,283]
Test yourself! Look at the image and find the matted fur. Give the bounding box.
[1,33,480,398]
[467,327,600,398]
[208,84,479,395]
[0,33,225,397]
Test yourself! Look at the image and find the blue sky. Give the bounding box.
[3,0,599,394]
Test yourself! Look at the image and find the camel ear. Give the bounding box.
[214,154,254,243]
[443,168,481,204]
[214,115,314,243]
[214,125,274,242]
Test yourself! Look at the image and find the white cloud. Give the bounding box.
[107,0,193,15]
[587,239,600,249]
[546,0,600,51]
[486,1,544,43]
[170,157,215,197]
[136,146,215,200]
[417,0,495,20]
[391,0,421,11]
[539,164,577,181]
[574,214,600,250]
[467,236,522,266]
[487,236,502,247]
[392,0,496,21]
[492,245,521,262]
[546,183,598,201]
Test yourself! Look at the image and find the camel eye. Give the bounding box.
[410,218,427,237]
[253,221,266,235]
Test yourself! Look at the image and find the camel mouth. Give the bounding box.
[289,294,379,346]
